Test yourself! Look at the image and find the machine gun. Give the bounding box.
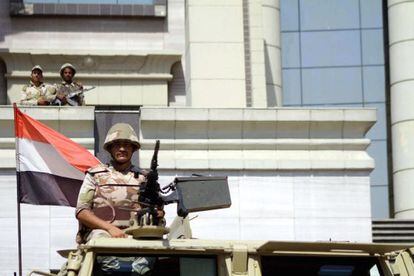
[125,140,231,239]
[136,140,163,226]
[132,140,232,231]
[53,86,96,106]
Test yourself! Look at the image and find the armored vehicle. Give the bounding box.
[28,223,414,276]
[28,142,414,276]
[28,173,414,276]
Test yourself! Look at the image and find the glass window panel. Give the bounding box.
[261,256,383,276]
[59,0,116,3]
[302,67,362,105]
[363,66,386,103]
[180,258,216,276]
[367,140,389,187]
[92,255,217,275]
[299,0,359,31]
[280,0,299,31]
[371,185,390,218]
[24,0,154,3]
[282,69,302,106]
[366,103,387,140]
[362,29,385,65]
[282,32,300,68]
[24,0,57,3]
[305,103,363,108]
[360,0,383,28]
[118,0,154,4]
[301,30,361,67]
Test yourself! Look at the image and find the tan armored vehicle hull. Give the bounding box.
[30,237,414,276]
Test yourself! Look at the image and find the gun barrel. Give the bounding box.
[67,86,96,98]
[150,140,160,171]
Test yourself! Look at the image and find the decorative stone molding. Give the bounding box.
[0,106,376,171]
[0,50,181,105]
[139,107,376,170]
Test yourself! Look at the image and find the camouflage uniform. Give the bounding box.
[72,123,157,274]
[53,81,85,106]
[20,81,56,105]
[75,163,147,244]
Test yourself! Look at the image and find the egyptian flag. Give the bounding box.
[14,105,101,207]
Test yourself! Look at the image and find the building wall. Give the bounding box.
[0,1,182,52]
[0,106,375,274]
[0,0,185,106]
[0,169,372,274]
[0,1,384,274]
[280,0,389,218]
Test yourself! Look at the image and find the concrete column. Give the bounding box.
[0,59,6,105]
[244,0,267,107]
[262,0,282,106]
[185,0,247,107]
[388,0,414,218]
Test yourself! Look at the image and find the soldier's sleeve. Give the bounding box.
[44,84,57,103]
[55,83,65,97]
[20,85,37,105]
[75,173,96,217]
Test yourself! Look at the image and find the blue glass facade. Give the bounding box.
[281,0,388,218]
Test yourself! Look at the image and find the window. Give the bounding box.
[93,254,217,276]
[261,256,383,276]
[23,0,154,4]
[10,0,166,17]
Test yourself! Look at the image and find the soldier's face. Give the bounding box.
[31,70,43,83]
[62,68,74,82]
[110,141,134,164]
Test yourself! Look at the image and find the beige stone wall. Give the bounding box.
[0,106,376,274]
[0,1,185,106]
[185,0,247,107]
[0,2,183,52]
[0,51,181,106]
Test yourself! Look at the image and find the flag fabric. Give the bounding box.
[14,105,101,207]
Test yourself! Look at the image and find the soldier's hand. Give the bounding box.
[57,94,67,105]
[37,98,50,106]
[157,209,165,218]
[107,225,127,238]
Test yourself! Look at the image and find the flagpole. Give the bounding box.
[13,103,23,276]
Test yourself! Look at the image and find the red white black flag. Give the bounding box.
[14,105,100,207]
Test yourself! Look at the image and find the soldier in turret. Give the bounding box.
[53,63,85,106]
[20,65,56,106]
[75,123,164,274]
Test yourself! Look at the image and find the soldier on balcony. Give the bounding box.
[20,65,56,106]
[52,63,85,106]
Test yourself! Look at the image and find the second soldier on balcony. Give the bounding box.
[52,63,85,106]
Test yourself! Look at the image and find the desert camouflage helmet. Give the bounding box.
[60,63,76,77]
[31,65,43,72]
[104,123,140,152]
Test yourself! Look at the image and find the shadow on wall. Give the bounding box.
[0,58,7,105]
[168,61,186,107]
[10,16,165,33]
[264,45,277,107]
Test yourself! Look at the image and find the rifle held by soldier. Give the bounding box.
[53,86,96,106]
[137,140,163,226]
